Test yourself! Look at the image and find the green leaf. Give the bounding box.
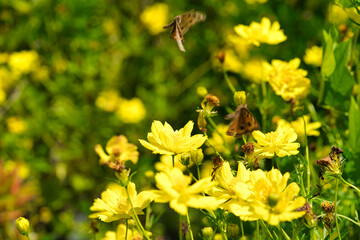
[349,97,360,153]
[321,30,336,78]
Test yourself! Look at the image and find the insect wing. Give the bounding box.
[178,11,206,35]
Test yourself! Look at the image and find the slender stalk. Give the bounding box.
[334,177,342,240]
[337,213,360,226]
[204,132,224,160]
[260,220,273,239]
[186,213,194,240]
[197,164,201,180]
[179,215,183,240]
[339,176,360,195]
[276,225,290,240]
[317,75,325,106]
[25,234,31,240]
[207,116,231,150]
[125,186,150,240]
[240,219,245,237]
[255,221,260,240]
[172,155,175,168]
[302,115,311,196]
[145,206,151,230]
[223,69,237,94]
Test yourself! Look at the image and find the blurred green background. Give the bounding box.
[2,0,359,239]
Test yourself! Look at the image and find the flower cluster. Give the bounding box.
[210,161,306,225]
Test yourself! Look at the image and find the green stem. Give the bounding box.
[204,132,224,160]
[276,225,290,240]
[125,186,150,240]
[302,115,311,197]
[339,176,360,195]
[207,116,231,150]
[186,213,194,240]
[256,221,260,240]
[197,164,201,180]
[179,215,183,240]
[240,219,245,237]
[223,69,237,94]
[337,214,360,227]
[335,177,342,240]
[317,75,325,106]
[25,234,31,240]
[260,220,273,239]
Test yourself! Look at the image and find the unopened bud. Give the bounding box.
[180,153,191,166]
[267,193,280,207]
[190,149,204,165]
[234,91,247,106]
[197,86,208,98]
[115,169,130,186]
[227,223,239,238]
[202,227,214,239]
[15,217,30,236]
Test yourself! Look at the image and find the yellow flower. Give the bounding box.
[249,168,306,225]
[205,124,235,155]
[303,46,322,67]
[222,49,243,73]
[147,168,220,215]
[278,116,321,142]
[345,7,360,25]
[226,33,252,60]
[6,116,27,134]
[245,0,268,4]
[328,4,348,24]
[0,52,9,63]
[0,89,5,104]
[139,120,207,155]
[116,98,146,124]
[253,124,300,158]
[89,182,153,222]
[8,50,40,75]
[234,17,287,47]
[140,3,169,35]
[241,58,268,84]
[95,90,120,112]
[95,135,139,165]
[101,224,144,240]
[266,58,310,101]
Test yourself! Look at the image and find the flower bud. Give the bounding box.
[227,223,239,238]
[15,217,30,236]
[202,227,214,239]
[234,91,247,106]
[180,153,191,166]
[190,149,204,165]
[115,169,130,186]
[267,193,280,207]
[197,86,208,98]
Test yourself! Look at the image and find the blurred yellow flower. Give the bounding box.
[147,168,220,215]
[266,58,310,101]
[32,66,50,81]
[89,182,153,222]
[95,135,139,165]
[277,116,321,142]
[205,124,235,155]
[241,58,268,84]
[116,97,146,124]
[234,17,287,46]
[328,4,348,24]
[245,0,268,4]
[8,50,40,75]
[0,89,5,104]
[226,33,252,60]
[253,124,300,158]
[140,3,169,35]
[6,116,27,134]
[101,224,143,240]
[303,46,322,67]
[139,120,207,155]
[0,52,9,63]
[222,49,243,73]
[95,89,120,112]
[0,66,17,89]
[249,168,306,225]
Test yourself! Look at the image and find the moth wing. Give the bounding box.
[226,112,240,137]
[178,11,206,35]
[236,108,260,137]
